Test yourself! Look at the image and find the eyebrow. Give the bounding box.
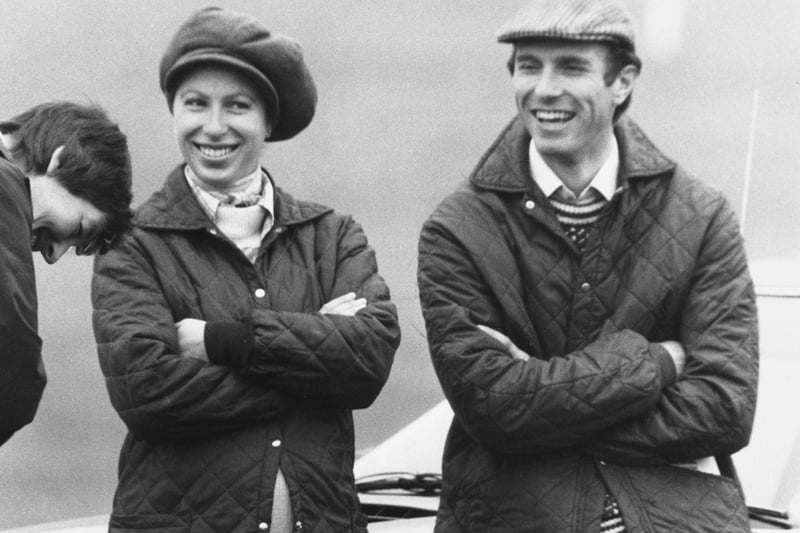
[515,51,592,65]
[556,56,592,66]
[177,88,257,101]
[515,51,540,62]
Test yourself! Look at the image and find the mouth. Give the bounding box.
[532,109,575,124]
[193,143,239,159]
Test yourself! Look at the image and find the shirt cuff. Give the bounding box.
[649,342,677,388]
[204,320,254,368]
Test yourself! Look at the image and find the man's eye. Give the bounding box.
[563,63,587,73]
[75,235,100,256]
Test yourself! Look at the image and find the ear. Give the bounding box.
[612,64,638,106]
[46,145,66,176]
[0,130,21,152]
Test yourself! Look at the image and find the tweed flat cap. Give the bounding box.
[160,6,317,141]
[496,0,636,50]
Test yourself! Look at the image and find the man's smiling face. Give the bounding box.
[512,40,631,167]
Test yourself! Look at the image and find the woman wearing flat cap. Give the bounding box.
[91,6,400,532]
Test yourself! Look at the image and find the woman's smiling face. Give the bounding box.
[172,65,271,192]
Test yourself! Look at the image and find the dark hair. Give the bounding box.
[505,39,642,122]
[3,101,133,254]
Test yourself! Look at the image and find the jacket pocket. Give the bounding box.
[613,464,750,533]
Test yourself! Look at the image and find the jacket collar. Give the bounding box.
[469,115,677,193]
[135,164,331,231]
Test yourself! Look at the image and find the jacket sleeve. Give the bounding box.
[581,198,759,464]
[417,204,675,456]
[206,216,400,410]
[92,234,289,442]
[0,172,46,446]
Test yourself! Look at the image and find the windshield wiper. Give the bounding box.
[748,506,794,530]
[358,475,795,527]
[356,472,441,496]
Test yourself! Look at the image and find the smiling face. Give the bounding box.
[172,65,271,192]
[512,40,636,168]
[29,175,108,264]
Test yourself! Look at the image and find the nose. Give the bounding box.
[535,68,563,98]
[202,106,227,136]
[42,241,70,264]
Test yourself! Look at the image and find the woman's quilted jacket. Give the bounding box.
[92,167,400,532]
[418,116,759,532]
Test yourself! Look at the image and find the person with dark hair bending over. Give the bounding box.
[0,101,132,446]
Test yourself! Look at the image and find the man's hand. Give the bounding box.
[175,318,208,361]
[659,340,686,375]
[477,325,530,361]
[319,292,366,316]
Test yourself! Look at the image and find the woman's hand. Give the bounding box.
[175,318,208,361]
[319,292,366,316]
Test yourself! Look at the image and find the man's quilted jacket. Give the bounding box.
[0,156,45,446]
[417,116,759,532]
[92,166,400,532]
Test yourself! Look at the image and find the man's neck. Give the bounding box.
[542,135,616,197]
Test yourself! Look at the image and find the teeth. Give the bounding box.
[198,145,235,158]
[534,110,574,122]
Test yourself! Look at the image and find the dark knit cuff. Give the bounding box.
[204,320,255,369]
[649,342,677,388]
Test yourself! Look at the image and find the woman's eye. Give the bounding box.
[230,100,252,111]
[183,97,206,108]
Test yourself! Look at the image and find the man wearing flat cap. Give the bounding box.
[418,0,758,531]
[92,6,399,533]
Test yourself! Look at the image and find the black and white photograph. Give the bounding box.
[1,1,798,531]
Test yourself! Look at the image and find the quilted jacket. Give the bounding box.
[92,166,400,532]
[0,156,45,446]
[418,116,759,532]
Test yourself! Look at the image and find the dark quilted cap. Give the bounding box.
[159,6,317,141]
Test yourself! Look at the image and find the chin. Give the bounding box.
[532,138,569,158]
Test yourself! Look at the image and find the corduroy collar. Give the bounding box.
[469,115,676,193]
[135,164,331,231]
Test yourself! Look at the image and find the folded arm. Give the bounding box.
[418,216,676,456]
[92,236,289,442]
[184,216,400,410]
[581,202,758,464]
